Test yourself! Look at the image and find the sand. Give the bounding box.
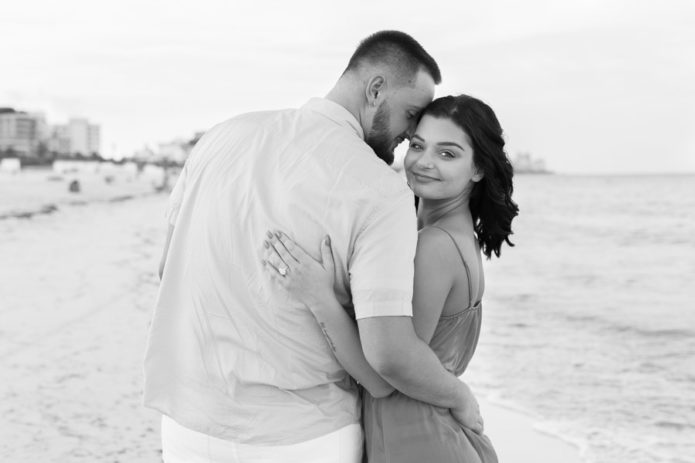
[0,193,165,462]
[480,398,584,462]
[1,185,583,462]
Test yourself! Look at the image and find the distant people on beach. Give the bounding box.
[263,94,517,462]
[144,30,516,462]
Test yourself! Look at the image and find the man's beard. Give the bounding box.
[366,102,395,165]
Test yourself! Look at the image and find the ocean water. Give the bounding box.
[467,174,695,463]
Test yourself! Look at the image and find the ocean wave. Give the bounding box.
[559,312,695,341]
[480,391,590,462]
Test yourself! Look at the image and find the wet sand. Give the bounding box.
[481,398,583,462]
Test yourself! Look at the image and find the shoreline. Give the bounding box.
[0,168,170,220]
[0,191,160,221]
[479,396,584,462]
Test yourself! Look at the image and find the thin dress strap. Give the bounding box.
[430,226,475,308]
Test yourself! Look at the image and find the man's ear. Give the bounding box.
[366,75,386,107]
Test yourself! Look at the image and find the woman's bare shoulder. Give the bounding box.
[415,226,463,269]
[418,225,480,270]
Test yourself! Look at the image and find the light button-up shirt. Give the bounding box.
[143,98,418,444]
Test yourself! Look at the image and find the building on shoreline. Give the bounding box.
[49,118,101,157]
[0,107,100,161]
[0,108,47,157]
[48,125,70,155]
[512,151,550,174]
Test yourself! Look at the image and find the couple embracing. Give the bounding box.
[143,30,518,463]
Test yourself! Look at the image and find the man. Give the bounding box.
[144,30,481,462]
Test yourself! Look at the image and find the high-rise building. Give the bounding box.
[48,125,70,155]
[49,118,101,156]
[0,108,43,157]
[0,108,101,158]
[66,118,100,156]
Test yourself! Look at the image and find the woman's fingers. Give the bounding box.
[263,238,290,276]
[273,231,303,263]
[263,258,291,284]
[261,230,332,288]
[266,231,300,266]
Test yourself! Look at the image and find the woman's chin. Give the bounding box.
[407,177,436,199]
[409,184,428,198]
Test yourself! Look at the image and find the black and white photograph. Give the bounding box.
[1,1,694,462]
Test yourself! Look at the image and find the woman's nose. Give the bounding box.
[416,152,435,169]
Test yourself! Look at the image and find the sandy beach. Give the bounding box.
[481,398,583,463]
[1,192,165,461]
[0,167,163,220]
[1,178,584,462]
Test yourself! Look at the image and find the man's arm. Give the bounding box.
[307,294,396,398]
[358,316,481,432]
[263,232,395,398]
[349,193,482,432]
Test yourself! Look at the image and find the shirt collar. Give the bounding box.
[301,98,364,140]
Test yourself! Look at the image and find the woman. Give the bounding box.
[262,95,518,462]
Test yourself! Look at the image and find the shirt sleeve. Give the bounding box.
[349,191,418,319]
[164,163,188,226]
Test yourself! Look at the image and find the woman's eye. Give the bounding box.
[409,142,422,150]
[440,150,455,158]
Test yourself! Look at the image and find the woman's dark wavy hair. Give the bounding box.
[420,94,519,258]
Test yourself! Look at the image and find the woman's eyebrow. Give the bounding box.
[437,141,465,150]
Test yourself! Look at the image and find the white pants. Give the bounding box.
[161,416,363,463]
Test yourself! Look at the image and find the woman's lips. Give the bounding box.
[411,172,440,182]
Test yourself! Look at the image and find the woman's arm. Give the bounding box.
[410,227,458,343]
[264,230,483,432]
[306,292,395,398]
[263,231,394,398]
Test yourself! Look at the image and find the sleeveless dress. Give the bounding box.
[362,227,498,463]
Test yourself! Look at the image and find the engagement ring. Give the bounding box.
[278,266,288,276]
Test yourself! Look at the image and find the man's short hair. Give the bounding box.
[344,30,442,85]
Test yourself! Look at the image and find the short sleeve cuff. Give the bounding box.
[352,288,413,320]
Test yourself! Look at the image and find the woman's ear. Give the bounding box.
[472,169,484,183]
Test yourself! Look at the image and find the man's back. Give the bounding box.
[143,98,417,445]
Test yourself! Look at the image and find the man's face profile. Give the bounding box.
[366,69,435,165]
[366,101,397,164]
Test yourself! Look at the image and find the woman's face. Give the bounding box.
[404,115,482,201]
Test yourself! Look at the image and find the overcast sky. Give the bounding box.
[2,0,694,173]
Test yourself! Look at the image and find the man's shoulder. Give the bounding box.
[330,146,412,201]
[287,122,408,199]
[188,108,296,156]
[195,107,410,199]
